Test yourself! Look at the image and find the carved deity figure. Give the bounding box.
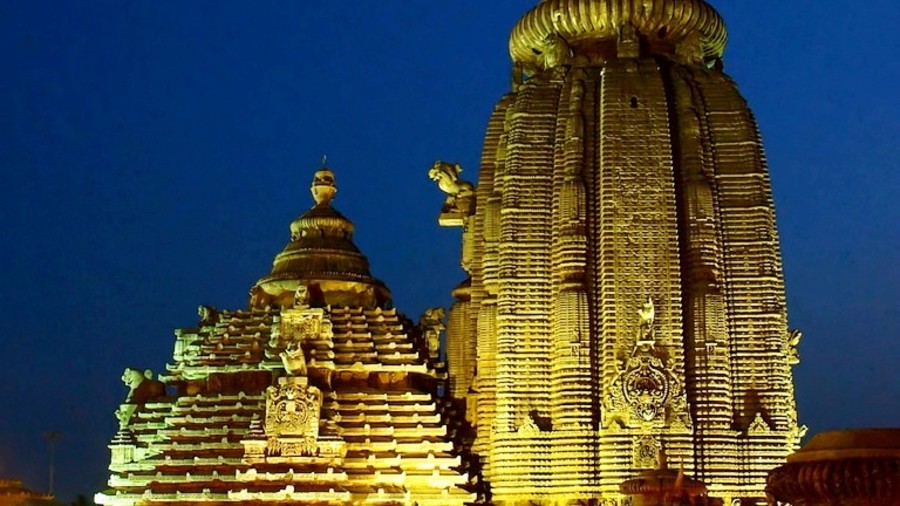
[294,285,309,308]
[121,368,166,404]
[419,307,446,359]
[114,404,137,428]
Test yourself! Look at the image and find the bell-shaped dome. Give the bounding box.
[250,167,390,309]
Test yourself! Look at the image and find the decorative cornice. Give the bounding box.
[509,0,727,67]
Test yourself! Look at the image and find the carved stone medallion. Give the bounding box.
[264,378,322,457]
[613,354,671,422]
[633,435,662,469]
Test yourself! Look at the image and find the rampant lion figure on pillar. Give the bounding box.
[428,161,474,218]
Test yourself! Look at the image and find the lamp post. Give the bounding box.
[43,431,61,496]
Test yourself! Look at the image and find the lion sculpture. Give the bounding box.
[428,161,475,217]
[121,368,166,404]
[534,33,571,69]
[428,161,473,197]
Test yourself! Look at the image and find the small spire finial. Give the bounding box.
[321,154,328,168]
[311,167,337,206]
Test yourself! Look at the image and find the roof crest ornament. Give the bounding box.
[311,166,336,206]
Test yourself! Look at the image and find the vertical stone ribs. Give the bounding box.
[495,73,560,430]
[446,53,801,505]
[549,69,598,496]
[550,69,594,430]
[592,59,691,490]
[699,70,798,485]
[468,96,513,477]
[490,71,561,496]
[669,65,738,485]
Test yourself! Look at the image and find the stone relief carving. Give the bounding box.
[747,412,772,435]
[606,299,691,427]
[612,354,672,422]
[268,309,332,374]
[633,435,662,469]
[264,378,322,457]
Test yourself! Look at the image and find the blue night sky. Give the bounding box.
[1,1,898,501]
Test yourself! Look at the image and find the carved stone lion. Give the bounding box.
[121,368,166,404]
[279,339,307,376]
[429,161,475,219]
[534,33,571,69]
[197,305,218,325]
[428,161,474,198]
[787,328,802,365]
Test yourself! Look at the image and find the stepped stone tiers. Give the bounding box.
[767,429,900,506]
[96,169,474,506]
[434,0,804,503]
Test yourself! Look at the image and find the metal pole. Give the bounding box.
[44,431,61,495]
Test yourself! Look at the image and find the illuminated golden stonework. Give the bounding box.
[97,170,474,506]
[436,0,804,504]
[509,0,728,70]
[99,1,807,504]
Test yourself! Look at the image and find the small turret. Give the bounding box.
[250,165,390,310]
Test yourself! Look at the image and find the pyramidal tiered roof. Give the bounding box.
[96,169,474,506]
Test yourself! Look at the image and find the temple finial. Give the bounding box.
[321,154,328,168]
[311,167,336,206]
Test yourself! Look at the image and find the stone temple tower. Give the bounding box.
[437,0,805,503]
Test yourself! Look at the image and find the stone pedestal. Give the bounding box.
[620,459,723,506]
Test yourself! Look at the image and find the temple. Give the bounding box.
[98,1,815,505]
[96,169,474,506]
[437,0,804,504]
